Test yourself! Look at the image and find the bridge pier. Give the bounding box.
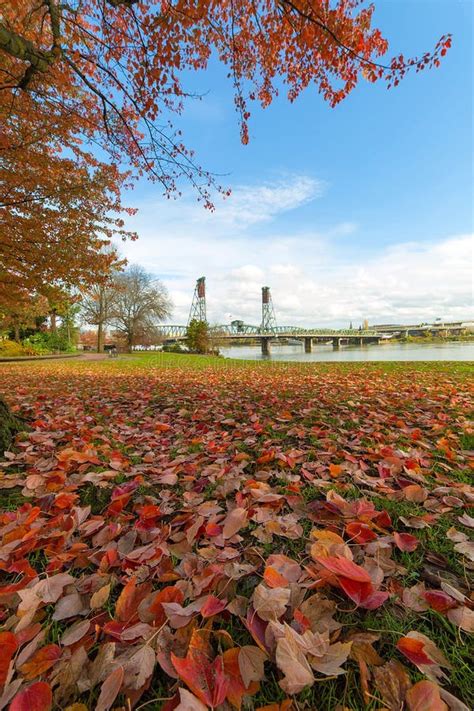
[332,337,340,349]
[261,337,271,356]
[304,337,312,353]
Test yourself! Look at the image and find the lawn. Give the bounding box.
[0,355,472,710]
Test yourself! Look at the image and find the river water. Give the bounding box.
[220,341,474,362]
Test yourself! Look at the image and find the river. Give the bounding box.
[220,341,474,362]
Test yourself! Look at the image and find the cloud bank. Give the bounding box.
[120,175,473,327]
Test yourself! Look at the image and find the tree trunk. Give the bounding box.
[0,396,23,456]
[50,310,57,332]
[13,320,20,343]
[97,321,104,353]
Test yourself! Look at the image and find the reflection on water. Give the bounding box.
[221,341,474,362]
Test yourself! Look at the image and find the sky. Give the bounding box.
[119,0,473,328]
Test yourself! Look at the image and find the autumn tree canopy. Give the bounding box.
[0,1,450,311]
[0,142,132,307]
[1,1,451,202]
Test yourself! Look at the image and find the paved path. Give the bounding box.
[0,353,113,363]
[78,353,109,361]
[0,353,81,363]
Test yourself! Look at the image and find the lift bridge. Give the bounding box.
[157,277,383,354]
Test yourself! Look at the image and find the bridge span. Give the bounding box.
[156,278,471,355]
[158,279,384,354]
[158,326,381,355]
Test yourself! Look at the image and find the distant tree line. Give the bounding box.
[0,265,172,357]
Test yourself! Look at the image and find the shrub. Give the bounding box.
[0,339,31,357]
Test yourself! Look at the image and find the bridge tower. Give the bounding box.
[188,277,207,325]
[261,286,277,332]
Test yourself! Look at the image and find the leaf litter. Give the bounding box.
[0,359,472,710]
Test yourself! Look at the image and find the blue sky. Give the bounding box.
[121,0,473,327]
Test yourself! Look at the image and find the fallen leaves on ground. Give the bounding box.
[0,358,472,709]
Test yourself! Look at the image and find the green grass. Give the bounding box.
[5,351,472,379]
[0,486,26,511]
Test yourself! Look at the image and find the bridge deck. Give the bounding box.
[157,325,382,339]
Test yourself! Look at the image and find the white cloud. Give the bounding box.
[119,174,473,327]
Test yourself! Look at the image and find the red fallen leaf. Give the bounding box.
[155,422,172,432]
[293,609,311,633]
[423,590,457,613]
[338,576,388,610]
[143,586,185,627]
[0,630,18,688]
[358,589,390,610]
[374,510,392,528]
[205,521,223,537]
[10,681,53,711]
[264,566,289,588]
[106,493,131,515]
[222,647,259,709]
[137,504,161,525]
[345,522,377,544]
[338,577,373,606]
[406,680,448,711]
[242,606,269,653]
[394,532,419,552]
[53,492,77,509]
[18,644,62,680]
[396,637,434,666]
[200,595,227,618]
[171,630,228,708]
[115,576,152,623]
[316,556,372,583]
[256,450,275,465]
